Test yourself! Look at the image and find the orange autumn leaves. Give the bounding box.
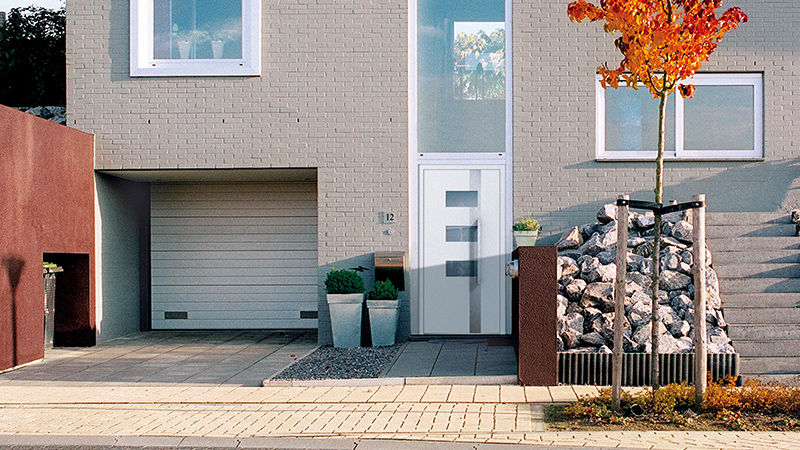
[567,0,747,98]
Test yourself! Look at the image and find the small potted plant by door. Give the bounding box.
[366,280,400,347]
[325,268,365,348]
[512,217,541,248]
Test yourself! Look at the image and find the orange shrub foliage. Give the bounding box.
[703,376,800,414]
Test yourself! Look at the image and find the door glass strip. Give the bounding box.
[445,225,478,242]
[445,190,478,207]
[445,260,477,277]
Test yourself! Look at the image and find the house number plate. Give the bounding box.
[382,212,396,224]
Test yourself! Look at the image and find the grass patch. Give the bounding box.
[546,377,800,431]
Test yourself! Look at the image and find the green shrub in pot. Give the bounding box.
[366,279,400,347]
[325,268,365,294]
[325,268,365,348]
[368,279,399,301]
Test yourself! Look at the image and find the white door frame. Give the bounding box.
[408,0,513,335]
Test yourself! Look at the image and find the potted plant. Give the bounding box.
[512,217,541,247]
[170,25,208,59]
[366,280,400,347]
[325,268,365,348]
[209,29,237,59]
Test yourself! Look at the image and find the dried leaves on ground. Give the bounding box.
[548,377,800,431]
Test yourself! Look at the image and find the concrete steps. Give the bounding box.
[714,250,800,265]
[734,340,800,357]
[715,263,799,278]
[708,212,800,377]
[719,277,800,293]
[722,293,800,308]
[728,324,800,340]
[707,223,797,238]
[708,237,799,251]
[707,212,788,225]
[741,357,800,375]
[724,307,800,324]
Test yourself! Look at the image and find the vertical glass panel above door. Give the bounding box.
[418,0,505,153]
[153,0,243,60]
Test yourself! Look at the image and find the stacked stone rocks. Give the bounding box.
[555,203,735,355]
[22,106,66,125]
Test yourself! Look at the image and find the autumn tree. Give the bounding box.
[567,0,747,389]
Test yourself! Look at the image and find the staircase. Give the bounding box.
[708,212,800,384]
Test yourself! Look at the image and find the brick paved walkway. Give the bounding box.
[1,384,799,448]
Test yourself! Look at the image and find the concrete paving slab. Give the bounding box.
[1,330,316,387]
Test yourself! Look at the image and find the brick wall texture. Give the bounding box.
[68,1,799,340]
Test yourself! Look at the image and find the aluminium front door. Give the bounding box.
[420,166,505,334]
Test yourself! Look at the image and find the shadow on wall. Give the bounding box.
[536,158,800,244]
[2,256,25,367]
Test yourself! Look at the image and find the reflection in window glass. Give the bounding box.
[684,85,754,151]
[445,191,478,207]
[446,225,478,242]
[453,22,505,101]
[153,0,242,60]
[418,0,505,153]
[446,260,477,277]
[605,87,675,151]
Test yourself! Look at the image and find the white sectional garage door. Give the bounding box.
[150,182,318,329]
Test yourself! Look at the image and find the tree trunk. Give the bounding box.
[650,91,668,389]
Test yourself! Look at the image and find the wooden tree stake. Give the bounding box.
[692,194,707,407]
[612,195,629,410]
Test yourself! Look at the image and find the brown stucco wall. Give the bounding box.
[0,105,95,371]
[514,246,558,386]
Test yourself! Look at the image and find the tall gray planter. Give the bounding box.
[367,300,399,347]
[326,293,363,348]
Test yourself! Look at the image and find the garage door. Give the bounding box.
[150,182,318,329]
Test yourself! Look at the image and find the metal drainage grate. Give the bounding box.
[557,352,740,386]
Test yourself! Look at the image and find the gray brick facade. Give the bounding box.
[513,0,799,239]
[68,1,799,341]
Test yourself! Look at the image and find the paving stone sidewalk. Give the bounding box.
[1,384,799,449]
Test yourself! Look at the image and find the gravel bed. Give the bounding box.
[272,344,404,380]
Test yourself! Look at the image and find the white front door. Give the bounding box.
[420,165,505,335]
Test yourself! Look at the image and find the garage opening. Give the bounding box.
[149,180,319,330]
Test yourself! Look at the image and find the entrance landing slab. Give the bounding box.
[384,337,517,378]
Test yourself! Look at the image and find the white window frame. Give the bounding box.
[130,0,261,77]
[596,73,763,161]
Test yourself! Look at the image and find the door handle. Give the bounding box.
[475,218,480,285]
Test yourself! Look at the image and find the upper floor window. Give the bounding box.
[130,0,261,77]
[596,73,763,160]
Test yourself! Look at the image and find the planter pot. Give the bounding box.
[211,40,224,59]
[513,230,539,247]
[326,293,363,348]
[367,300,399,347]
[177,40,191,59]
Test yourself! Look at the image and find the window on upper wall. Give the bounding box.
[596,73,763,160]
[130,0,261,77]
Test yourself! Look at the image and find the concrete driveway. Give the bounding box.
[0,330,317,387]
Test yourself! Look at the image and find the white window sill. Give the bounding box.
[596,156,765,163]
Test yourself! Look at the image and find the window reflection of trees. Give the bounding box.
[453,24,505,101]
